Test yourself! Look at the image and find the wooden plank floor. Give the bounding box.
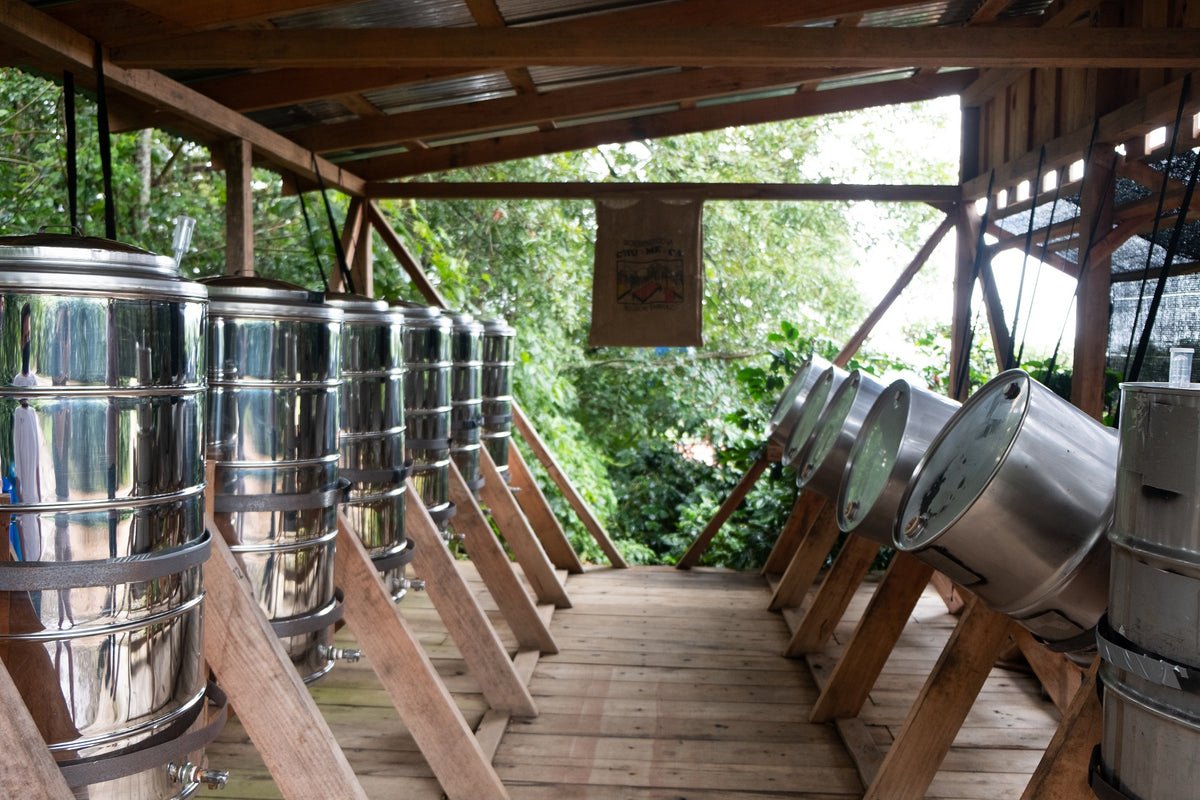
[200,563,1058,799]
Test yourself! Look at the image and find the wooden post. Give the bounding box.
[330,197,365,293]
[676,454,769,569]
[861,597,1012,800]
[447,461,558,654]
[1071,149,1115,419]
[506,444,584,574]
[761,491,825,575]
[352,207,374,297]
[810,552,934,722]
[783,535,879,656]
[0,659,75,799]
[767,501,840,610]
[224,138,254,276]
[398,488,539,716]
[1020,659,1102,800]
[334,513,511,800]
[477,448,572,608]
[511,402,628,569]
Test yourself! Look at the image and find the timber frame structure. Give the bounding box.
[1,0,1198,798]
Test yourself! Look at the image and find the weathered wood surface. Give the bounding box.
[768,502,840,609]
[761,492,824,575]
[503,445,585,575]
[0,658,74,799]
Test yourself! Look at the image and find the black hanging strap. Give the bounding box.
[312,153,355,294]
[1015,163,1065,368]
[92,43,117,240]
[294,174,330,293]
[63,71,79,233]
[1006,146,1046,370]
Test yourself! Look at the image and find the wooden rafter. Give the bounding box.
[352,70,975,180]
[292,67,851,153]
[365,182,961,203]
[109,27,1200,71]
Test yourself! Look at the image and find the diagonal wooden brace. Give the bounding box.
[506,444,585,574]
[0,658,75,799]
[768,500,839,610]
[784,534,879,656]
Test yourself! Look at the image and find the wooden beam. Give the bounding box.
[447,462,559,654]
[861,597,1013,800]
[1020,659,1102,800]
[399,486,539,716]
[352,206,374,296]
[367,181,960,203]
[1111,258,1200,282]
[334,512,511,800]
[677,455,770,569]
[949,201,980,400]
[352,70,975,179]
[295,67,849,153]
[506,445,585,575]
[767,502,841,610]
[761,492,825,575]
[0,661,75,799]
[784,535,879,656]
[1070,148,1114,417]
[977,260,1013,364]
[477,449,573,609]
[0,0,365,195]
[511,402,629,569]
[329,196,364,293]
[225,138,254,277]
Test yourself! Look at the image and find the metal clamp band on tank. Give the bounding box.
[480,317,516,483]
[392,301,455,528]
[325,292,413,602]
[204,275,350,683]
[448,310,486,495]
[893,369,1115,652]
[0,232,223,800]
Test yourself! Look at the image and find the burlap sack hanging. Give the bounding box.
[588,196,704,347]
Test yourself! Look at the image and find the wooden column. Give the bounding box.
[330,197,365,293]
[447,462,559,654]
[1071,149,1115,419]
[861,597,1013,800]
[761,491,824,575]
[352,205,374,296]
[677,454,769,569]
[478,448,572,608]
[506,445,585,574]
[224,138,254,276]
[0,660,74,799]
[1020,659,1103,800]
[334,513,511,800]
[783,535,879,656]
[398,487,539,716]
[767,501,839,610]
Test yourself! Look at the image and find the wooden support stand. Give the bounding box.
[398,486,539,716]
[1020,659,1102,800]
[784,535,879,656]
[861,597,1012,800]
[447,462,558,654]
[478,449,572,609]
[506,444,585,574]
[511,401,628,568]
[761,491,823,575]
[677,454,770,569]
[0,659,75,799]
[767,500,839,610]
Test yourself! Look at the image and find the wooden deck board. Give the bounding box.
[200,563,1057,799]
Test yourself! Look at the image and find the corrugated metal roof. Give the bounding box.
[497,0,671,26]
[527,66,678,92]
[247,100,358,132]
[860,0,975,28]
[363,73,517,114]
[425,125,542,147]
[555,104,678,127]
[272,0,476,29]
[815,69,916,92]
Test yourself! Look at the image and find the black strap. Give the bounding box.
[483,413,513,426]
[294,174,330,294]
[0,531,210,591]
[341,463,410,485]
[1039,626,1098,656]
[452,416,483,432]
[428,503,457,526]
[214,479,349,514]
[59,681,228,788]
[1096,614,1198,692]
[370,539,416,573]
[1089,745,1140,800]
[1015,160,1066,368]
[63,72,78,233]
[92,43,117,240]
[1005,145,1045,370]
[312,153,355,294]
[270,588,344,638]
[407,437,452,451]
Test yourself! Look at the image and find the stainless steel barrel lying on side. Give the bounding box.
[837,381,958,546]
[394,301,454,528]
[792,370,885,498]
[326,293,415,602]
[780,365,847,470]
[0,233,226,799]
[1094,383,1200,800]
[764,355,831,452]
[205,276,353,683]
[480,318,516,482]
[894,369,1115,651]
[448,311,485,494]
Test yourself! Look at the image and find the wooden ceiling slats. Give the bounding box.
[350,70,976,180]
[108,26,1200,71]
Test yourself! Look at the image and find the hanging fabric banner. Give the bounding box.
[589,196,704,347]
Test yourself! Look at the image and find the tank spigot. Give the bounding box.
[318,645,362,663]
[169,761,230,790]
[844,501,860,522]
[440,531,466,543]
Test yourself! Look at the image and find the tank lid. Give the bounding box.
[447,310,484,333]
[840,380,912,532]
[0,232,203,297]
[392,299,450,328]
[202,275,342,322]
[480,317,515,337]
[324,291,400,324]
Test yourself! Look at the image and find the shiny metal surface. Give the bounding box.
[206,277,344,680]
[480,318,515,480]
[793,370,885,497]
[895,370,1115,648]
[449,311,484,490]
[838,381,957,546]
[0,234,211,796]
[781,365,847,469]
[394,302,452,521]
[764,355,831,450]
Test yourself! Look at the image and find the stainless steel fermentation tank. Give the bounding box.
[763,355,831,452]
[205,276,353,683]
[792,370,885,498]
[393,302,454,528]
[780,365,847,469]
[325,293,415,602]
[0,234,225,799]
[448,311,485,494]
[480,318,516,482]
[1094,383,1200,799]
[894,369,1115,651]
[837,380,958,546]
